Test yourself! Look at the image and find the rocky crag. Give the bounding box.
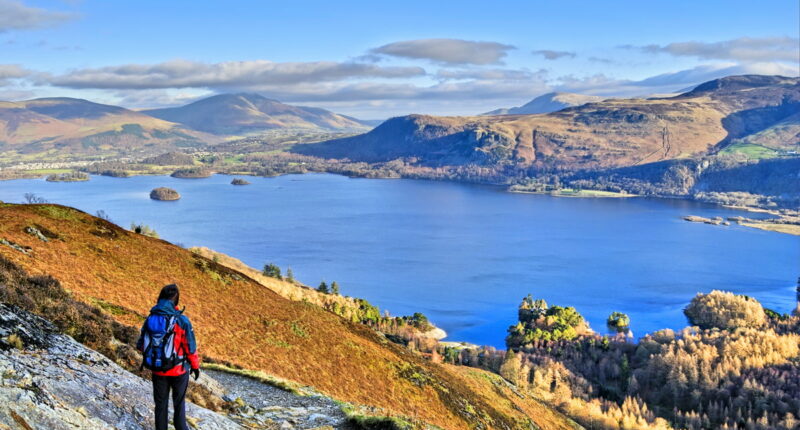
[0,304,241,429]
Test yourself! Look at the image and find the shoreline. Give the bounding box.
[682,213,800,236]
[4,169,799,236]
[509,188,637,198]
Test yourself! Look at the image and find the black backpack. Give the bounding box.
[140,314,184,371]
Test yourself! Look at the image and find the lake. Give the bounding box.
[1,173,797,347]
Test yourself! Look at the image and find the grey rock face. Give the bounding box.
[0,304,242,430]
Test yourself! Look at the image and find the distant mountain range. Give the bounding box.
[0,97,206,158]
[143,93,371,136]
[297,75,800,170]
[482,92,604,115]
[0,94,373,160]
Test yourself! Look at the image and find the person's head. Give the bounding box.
[158,283,180,306]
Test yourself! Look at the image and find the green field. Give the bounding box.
[721,142,779,159]
[26,168,74,175]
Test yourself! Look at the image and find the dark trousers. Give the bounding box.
[152,371,189,430]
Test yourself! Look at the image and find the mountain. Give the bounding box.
[144,93,372,135]
[297,75,800,170]
[483,92,604,115]
[0,203,575,430]
[0,97,210,159]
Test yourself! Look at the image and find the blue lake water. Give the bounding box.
[1,173,797,347]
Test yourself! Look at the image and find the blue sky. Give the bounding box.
[1,0,798,117]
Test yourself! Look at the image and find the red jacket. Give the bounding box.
[137,300,200,376]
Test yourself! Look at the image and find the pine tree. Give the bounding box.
[331,281,340,295]
[262,263,282,280]
[317,281,329,294]
[286,268,294,282]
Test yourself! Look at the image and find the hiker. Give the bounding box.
[136,284,200,430]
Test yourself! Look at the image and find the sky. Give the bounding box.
[1,0,798,118]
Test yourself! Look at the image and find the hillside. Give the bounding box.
[296,75,799,170]
[0,203,577,430]
[0,98,210,161]
[483,92,603,115]
[144,93,372,135]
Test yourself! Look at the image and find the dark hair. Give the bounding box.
[158,283,180,306]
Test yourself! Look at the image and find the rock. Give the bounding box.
[24,226,49,242]
[204,369,349,429]
[196,372,228,398]
[150,187,181,201]
[683,215,722,225]
[0,238,31,254]
[0,304,242,430]
[419,327,447,340]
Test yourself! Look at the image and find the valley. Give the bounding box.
[2,76,797,214]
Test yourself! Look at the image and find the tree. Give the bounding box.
[499,349,523,385]
[330,281,339,295]
[130,222,159,238]
[317,281,329,294]
[24,193,47,204]
[684,290,766,330]
[607,311,631,333]
[262,263,282,280]
[285,268,294,283]
[95,210,112,222]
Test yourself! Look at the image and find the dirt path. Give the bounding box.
[205,369,352,429]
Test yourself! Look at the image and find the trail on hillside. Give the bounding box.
[207,369,351,429]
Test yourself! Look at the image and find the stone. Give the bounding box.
[0,304,242,430]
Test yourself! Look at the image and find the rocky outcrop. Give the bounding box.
[683,215,729,225]
[206,369,348,429]
[0,304,242,430]
[150,187,181,201]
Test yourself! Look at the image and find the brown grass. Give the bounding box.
[741,222,800,236]
[0,203,575,430]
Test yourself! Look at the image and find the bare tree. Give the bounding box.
[24,193,48,204]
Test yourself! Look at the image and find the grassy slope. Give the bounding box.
[296,96,729,170]
[0,203,577,430]
[297,76,799,171]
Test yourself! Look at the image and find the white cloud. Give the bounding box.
[0,0,75,32]
[370,38,515,65]
[532,50,575,60]
[632,37,800,63]
[45,59,426,90]
[556,62,799,97]
[111,89,212,109]
[0,64,30,85]
[0,89,34,100]
[435,68,544,81]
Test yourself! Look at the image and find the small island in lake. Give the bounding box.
[231,178,251,185]
[683,215,728,225]
[150,187,181,201]
[171,167,212,179]
[45,172,89,182]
